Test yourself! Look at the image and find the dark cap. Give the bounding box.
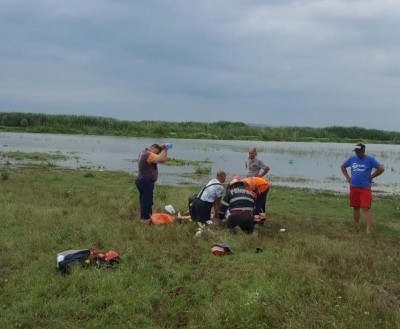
[353,143,366,152]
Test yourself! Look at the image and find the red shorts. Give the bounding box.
[349,186,372,208]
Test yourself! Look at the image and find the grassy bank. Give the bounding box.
[1,112,400,143]
[1,167,400,328]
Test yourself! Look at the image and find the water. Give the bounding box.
[1,132,399,194]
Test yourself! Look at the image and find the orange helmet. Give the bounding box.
[229,175,243,187]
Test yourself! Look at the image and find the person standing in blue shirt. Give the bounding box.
[341,143,385,233]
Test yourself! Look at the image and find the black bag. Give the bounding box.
[188,194,198,217]
[56,249,120,274]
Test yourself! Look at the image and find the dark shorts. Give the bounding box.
[349,186,372,209]
[192,198,213,224]
[226,215,254,233]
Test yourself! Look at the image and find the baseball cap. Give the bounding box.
[353,143,366,152]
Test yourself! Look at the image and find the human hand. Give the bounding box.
[165,143,172,150]
[212,216,221,226]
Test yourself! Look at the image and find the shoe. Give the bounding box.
[141,219,151,225]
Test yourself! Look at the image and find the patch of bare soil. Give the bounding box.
[377,284,400,306]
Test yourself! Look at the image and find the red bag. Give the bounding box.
[150,213,175,225]
[211,243,232,256]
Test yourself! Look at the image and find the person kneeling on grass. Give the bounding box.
[217,176,256,234]
[192,170,226,226]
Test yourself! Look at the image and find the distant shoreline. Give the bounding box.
[1,112,400,144]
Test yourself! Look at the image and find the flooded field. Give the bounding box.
[1,132,399,194]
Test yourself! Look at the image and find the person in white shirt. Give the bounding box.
[192,170,226,225]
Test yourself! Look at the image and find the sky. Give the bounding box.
[1,0,400,131]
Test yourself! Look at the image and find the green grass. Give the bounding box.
[1,167,400,328]
[0,151,68,161]
[164,157,212,167]
[194,164,212,175]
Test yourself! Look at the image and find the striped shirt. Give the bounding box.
[218,186,255,219]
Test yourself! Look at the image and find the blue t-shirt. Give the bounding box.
[343,155,381,188]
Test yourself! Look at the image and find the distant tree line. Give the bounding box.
[1,112,399,144]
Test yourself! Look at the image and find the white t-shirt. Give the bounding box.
[199,179,224,203]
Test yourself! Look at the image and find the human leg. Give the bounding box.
[135,178,154,222]
[192,199,213,224]
[362,208,371,233]
[349,186,361,229]
[256,188,269,215]
[353,207,360,228]
[226,216,240,234]
[237,216,255,234]
[227,215,254,234]
[254,190,266,215]
[359,188,372,233]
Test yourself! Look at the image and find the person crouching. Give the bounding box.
[218,176,256,234]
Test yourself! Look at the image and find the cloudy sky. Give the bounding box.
[1,0,399,131]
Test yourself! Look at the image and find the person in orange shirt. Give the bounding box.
[242,176,270,217]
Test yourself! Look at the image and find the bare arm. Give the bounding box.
[213,196,222,217]
[211,196,222,226]
[340,164,350,183]
[158,149,168,163]
[258,166,270,178]
[370,165,385,182]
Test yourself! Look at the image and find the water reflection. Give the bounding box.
[1,132,399,194]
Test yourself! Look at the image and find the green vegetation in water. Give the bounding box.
[1,112,400,144]
[1,166,400,328]
[164,157,212,167]
[0,150,67,161]
[268,174,311,183]
[194,164,212,175]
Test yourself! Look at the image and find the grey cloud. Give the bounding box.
[0,0,400,131]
